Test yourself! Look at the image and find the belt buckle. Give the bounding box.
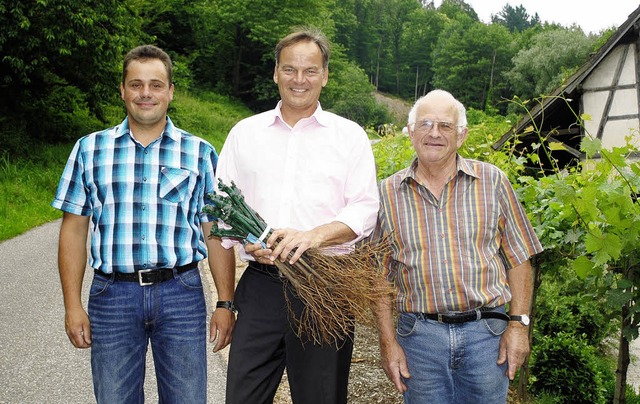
[137,269,154,286]
[437,313,444,323]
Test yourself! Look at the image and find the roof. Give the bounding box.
[493,5,640,151]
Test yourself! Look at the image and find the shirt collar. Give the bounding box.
[400,154,479,186]
[272,101,329,128]
[114,116,178,142]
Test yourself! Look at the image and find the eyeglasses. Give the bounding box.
[279,66,324,78]
[409,119,461,135]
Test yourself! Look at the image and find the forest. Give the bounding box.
[0,0,612,153]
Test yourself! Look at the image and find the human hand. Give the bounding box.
[209,308,235,352]
[380,339,411,393]
[65,306,91,348]
[266,228,321,265]
[497,324,530,380]
[243,242,275,265]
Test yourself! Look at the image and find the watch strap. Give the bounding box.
[216,300,237,313]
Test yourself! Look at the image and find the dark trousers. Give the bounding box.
[226,264,353,404]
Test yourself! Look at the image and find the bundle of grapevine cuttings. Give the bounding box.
[203,179,392,346]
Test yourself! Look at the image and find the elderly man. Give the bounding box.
[372,89,542,403]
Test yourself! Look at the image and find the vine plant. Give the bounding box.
[508,95,640,404]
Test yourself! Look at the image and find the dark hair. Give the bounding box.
[274,27,330,69]
[122,45,172,85]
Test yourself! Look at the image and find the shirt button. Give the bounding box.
[141,235,146,240]
[143,177,147,182]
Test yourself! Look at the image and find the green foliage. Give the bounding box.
[169,90,252,151]
[431,20,515,114]
[0,0,145,146]
[529,332,606,403]
[0,146,68,240]
[534,274,615,347]
[371,133,414,180]
[323,56,392,127]
[190,0,334,109]
[505,27,598,101]
[491,4,541,33]
[508,94,640,402]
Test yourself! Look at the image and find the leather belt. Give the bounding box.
[421,308,509,323]
[94,263,198,286]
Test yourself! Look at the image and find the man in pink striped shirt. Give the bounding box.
[373,89,542,403]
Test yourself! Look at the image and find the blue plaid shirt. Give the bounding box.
[52,117,218,273]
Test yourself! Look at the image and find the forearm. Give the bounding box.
[204,223,236,301]
[507,260,533,315]
[375,288,397,346]
[310,221,357,248]
[58,213,90,310]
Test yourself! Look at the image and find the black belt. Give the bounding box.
[421,308,509,324]
[94,262,198,286]
[247,261,281,276]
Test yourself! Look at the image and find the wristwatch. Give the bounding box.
[509,314,530,326]
[216,300,237,314]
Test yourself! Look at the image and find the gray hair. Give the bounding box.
[408,89,467,128]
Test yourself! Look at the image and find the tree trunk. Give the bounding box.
[375,41,382,90]
[414,65,419,101]
[614,305,631,404]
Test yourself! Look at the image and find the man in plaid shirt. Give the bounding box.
[52,45,235,403]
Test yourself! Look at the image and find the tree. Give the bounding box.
[491,4,540,33]
[399,7,447,99]
[431,18,514,113]
[191,0,333,109]
[0,0,144,146]
[437,0,478,21]
[505,27,597,101]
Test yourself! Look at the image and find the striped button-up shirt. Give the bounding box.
[51,117,218,273]
[373,156,542,313]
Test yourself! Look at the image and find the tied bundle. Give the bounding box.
[203,179,392,346]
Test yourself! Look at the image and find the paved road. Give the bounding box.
[0,219,228,403]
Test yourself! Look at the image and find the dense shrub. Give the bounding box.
[530,332,606,403]
[534,275,616,347]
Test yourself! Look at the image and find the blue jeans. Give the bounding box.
[397,312,509,404]
[88,268,207,404]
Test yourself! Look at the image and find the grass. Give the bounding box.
[0,145,69,240]
[0,89,252,242]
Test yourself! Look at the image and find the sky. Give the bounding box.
[435,1,639,34]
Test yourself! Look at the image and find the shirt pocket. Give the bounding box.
[159,167,194,203]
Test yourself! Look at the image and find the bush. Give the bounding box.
[530,332,606,403]
[534,277,615,347]
[371,133,415,180]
